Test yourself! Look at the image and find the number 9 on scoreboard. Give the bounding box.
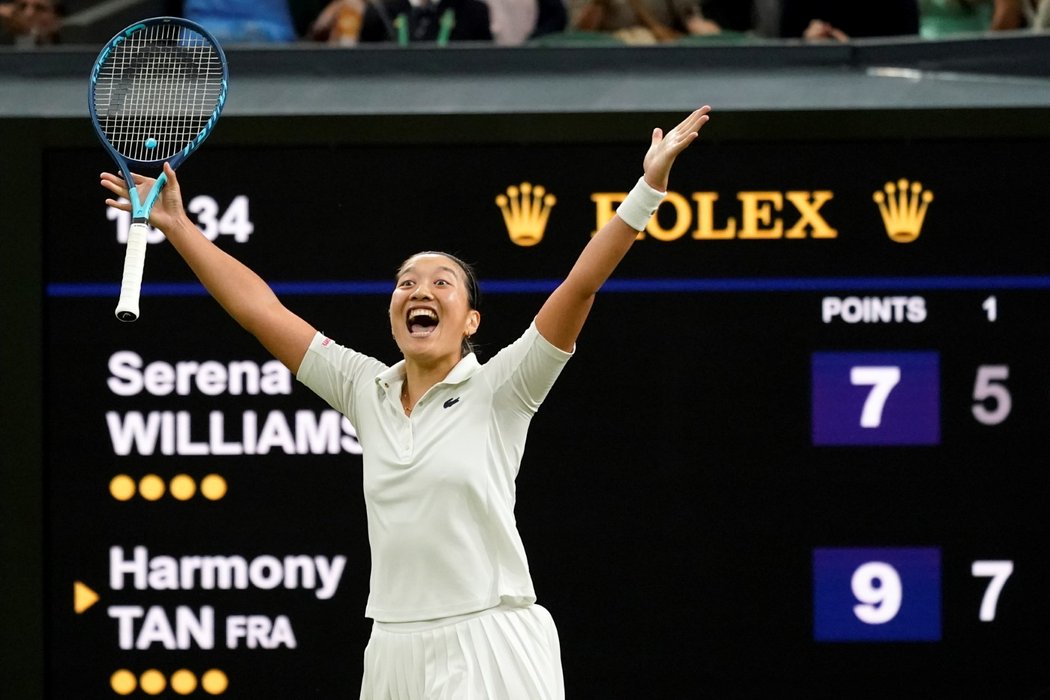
[813,547,942,641]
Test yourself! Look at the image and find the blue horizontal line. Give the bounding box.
[46,275,1050,298]
[589,275,1050,293]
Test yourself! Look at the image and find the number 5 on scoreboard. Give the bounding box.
[972,560,1013,622]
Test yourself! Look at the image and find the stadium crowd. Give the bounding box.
[2,0,1048,48]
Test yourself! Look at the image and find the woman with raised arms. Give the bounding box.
[101,105,711,699]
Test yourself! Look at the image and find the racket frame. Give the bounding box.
[88,16,228,321]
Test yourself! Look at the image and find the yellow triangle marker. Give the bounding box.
[74,581,99,614]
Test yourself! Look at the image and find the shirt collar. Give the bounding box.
[375,353,480,394]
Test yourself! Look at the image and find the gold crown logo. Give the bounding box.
[873,179,933,243]
[495,182,556,247]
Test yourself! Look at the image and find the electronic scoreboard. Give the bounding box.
[43,135,1050,697]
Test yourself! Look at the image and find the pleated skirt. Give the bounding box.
[360,604,564,700]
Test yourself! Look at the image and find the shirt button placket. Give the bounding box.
[401,418,413,459]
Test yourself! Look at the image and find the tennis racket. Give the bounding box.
[89,16,228,322]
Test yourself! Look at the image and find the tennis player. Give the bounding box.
[100,105,711,698]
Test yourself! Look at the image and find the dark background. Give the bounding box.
[5,35,1050,700]
[40,139,1050,697]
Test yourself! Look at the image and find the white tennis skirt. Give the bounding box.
[360,604,564,699]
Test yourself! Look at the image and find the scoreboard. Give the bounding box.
[43,133,1050,697]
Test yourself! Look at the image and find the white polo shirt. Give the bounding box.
[297,321,573,622]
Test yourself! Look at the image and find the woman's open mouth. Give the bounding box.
[407,308,439,337]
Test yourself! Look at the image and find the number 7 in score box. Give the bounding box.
[811,351,940,446]
[813,548,1015,642]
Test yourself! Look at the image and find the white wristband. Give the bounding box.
[616,177,666,232]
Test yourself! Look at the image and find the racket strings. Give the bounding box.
[93,22,224,163]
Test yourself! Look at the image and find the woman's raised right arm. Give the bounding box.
[102,163,317,373]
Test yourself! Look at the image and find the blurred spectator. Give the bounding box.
[300,0,567,40]
[181,0,299,42]
[484,0,567,44]
[1036,0,1050,27]
[486,0,537,44]
[289,0,333,36]
[572,0,715,43]
[918,0,992,36]
[309,0,367,43]
[532,0,569,38]
[357,0,492,43]
[749,0,783,37]
[0,0,63,46]
[989,0,1050,29]
[310,0,491,43]
[780,0,921,40]
[697,0,757,32]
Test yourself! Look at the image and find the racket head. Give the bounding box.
[89,16,228,178]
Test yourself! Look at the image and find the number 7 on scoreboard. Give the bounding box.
[812,351,940,446]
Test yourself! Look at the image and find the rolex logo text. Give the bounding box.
[590,190,837,240]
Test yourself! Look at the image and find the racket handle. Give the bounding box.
[114,221,148,322]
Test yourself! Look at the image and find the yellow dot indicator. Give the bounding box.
[140,669,166,695]
[201,668,229,694]
[200,474,228,501]
[111,669,136,695]
[171,669,198,695]
[139,474,166,501]
[110,474,136,501]
[170,474,197,501]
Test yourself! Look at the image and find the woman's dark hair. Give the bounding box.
[396,251,481,357]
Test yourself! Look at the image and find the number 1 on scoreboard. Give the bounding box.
[983,295,998,322]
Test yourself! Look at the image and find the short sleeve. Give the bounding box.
[296,332,388,425]
[482,321,574,415]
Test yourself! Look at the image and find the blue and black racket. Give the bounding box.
[89,17,228,321]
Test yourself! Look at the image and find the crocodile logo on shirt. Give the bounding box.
[443,397,460,409]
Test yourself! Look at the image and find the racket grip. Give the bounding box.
[114,221,148,322]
